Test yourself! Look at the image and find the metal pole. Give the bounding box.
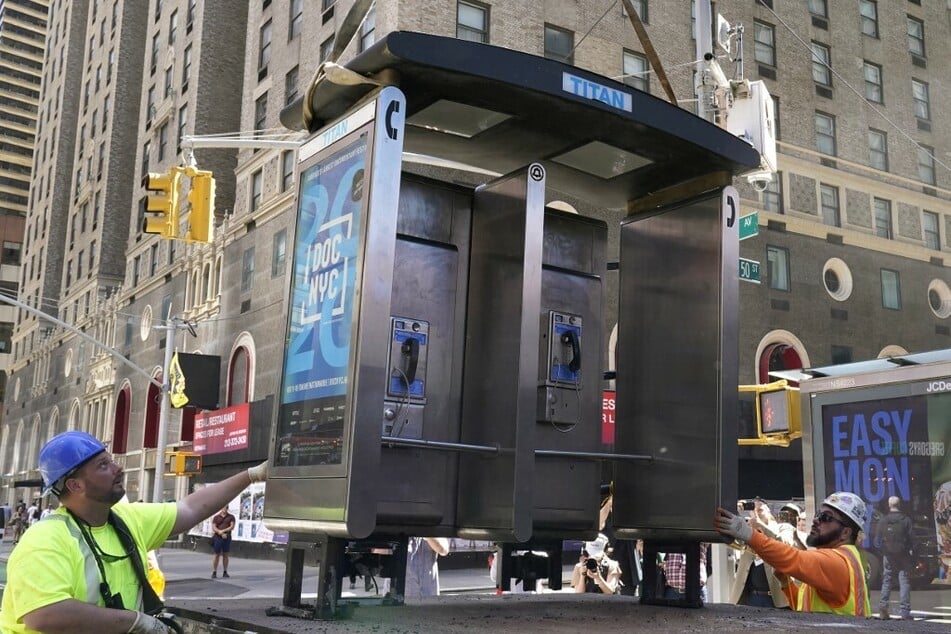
[380,436,500,455]
[0,293,162,388]
[695,0,715,123]
[151,322,176,503]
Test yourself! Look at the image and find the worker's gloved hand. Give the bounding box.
[127,611,173,634]
[714,507,753,542]
[247,461,268,483]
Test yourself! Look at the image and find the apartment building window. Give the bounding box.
[630,0,647,22]
[251,169,263,211]
[859,0,878,38]
[154,0,163,22]
[359,6,376,51]
[84,80,91,110]
[272,229,286,277]
[753,21,775,67]
[285,66,299,105]
[912,79,930,121]
[142,141,151,177]
[1,241,21,265]
[320,35,335,62]
[874,198,892,239]
[289,0,303,40]
[808,0,827,18]
[918,145,936,185]
[108,50,114,82]
[89,241,96,269]
[158,123,169,161]
[815,112,836,156]
[831,346,853,365]
[187,0,197,27]
[147,85,156,119]
[182,45,192,91]
[132,255,141,286]
[923,211,940,250]
[163,66,173,98]
[819,184,840,227]
[96,66,102,92]
[868,129,888,171]
[177,105,187,153]
[811,43,831,86]
[258,20,272,80]
[863,62,882,103]
[281,150,294,192]
[457,1,488,43]
[169,10,178,45]
[907,16,925,57]
[150,244,158,276]
[151,33,160,72]
[544,24,574,64]
[241,247,255,292]
[771,96,781,140]
[761,172,782,213]
[766,246,790,291]
[622,50,649,92]
[881,269,900,310]
[255,93,267,133]
[103,96,111,131]
[322,0,335,10]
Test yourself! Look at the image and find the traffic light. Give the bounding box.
[737,380,802,447]
[143,170,182,239]
[164,450,202,476]
[186,170,216,243]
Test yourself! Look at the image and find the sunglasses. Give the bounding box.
[814,511,845,526]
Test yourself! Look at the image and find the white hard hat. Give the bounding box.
[822,492,866,530]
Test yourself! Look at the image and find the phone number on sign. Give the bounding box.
[223,434,248,449]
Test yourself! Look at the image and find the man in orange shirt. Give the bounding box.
[715,492,870,617]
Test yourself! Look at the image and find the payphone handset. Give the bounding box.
[547,311,582,385]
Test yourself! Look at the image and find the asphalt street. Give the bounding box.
[2,537,951,628]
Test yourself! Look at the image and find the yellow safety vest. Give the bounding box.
[798,544,870,616]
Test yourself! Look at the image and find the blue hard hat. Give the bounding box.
[39,431,107,495]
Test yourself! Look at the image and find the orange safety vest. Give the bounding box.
[798,544,869,616]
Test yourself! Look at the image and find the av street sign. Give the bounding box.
[739,212,758,241]
[739,257,761,284]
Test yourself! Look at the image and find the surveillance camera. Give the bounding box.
[746,172,773,192]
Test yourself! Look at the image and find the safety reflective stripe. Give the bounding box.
[44,514,101,605]
[798,545,868,616]
[838,546,869,617]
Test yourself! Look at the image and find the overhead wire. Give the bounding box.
[571,0,619,55]
[759,2,950,175]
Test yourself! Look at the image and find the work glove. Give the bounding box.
[127,611,173,634]
[714,507,753,543]
[247,461,268,483]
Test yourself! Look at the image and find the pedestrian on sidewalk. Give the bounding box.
[0,430,269,634]
[404,537,451,597]
[211,506,236,578]
[877,496,914,620]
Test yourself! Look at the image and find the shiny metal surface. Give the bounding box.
[613,187,739,540]
[457,165,546,543]
[265,87,406,538]
[532,210,607,537]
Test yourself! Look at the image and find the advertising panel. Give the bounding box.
[274,132,370,469]
[188,482,288,544]
[193,403,250,455]
[821,389,951,584]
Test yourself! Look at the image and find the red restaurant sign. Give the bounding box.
[602,390,616,445]
[194,402,251,455]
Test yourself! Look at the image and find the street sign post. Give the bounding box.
[739,212,758,241]
[739,257,761,284]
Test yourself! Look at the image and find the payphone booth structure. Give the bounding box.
[266,32,759,616]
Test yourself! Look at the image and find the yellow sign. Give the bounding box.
[169,352,189,409]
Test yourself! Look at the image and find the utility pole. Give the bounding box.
[152,313,196,503]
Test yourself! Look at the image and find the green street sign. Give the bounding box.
[739,257,761,284]
[739,212,758,241]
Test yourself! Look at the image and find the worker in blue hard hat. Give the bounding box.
[0,430,269,634]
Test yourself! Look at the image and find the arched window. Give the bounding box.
[143,372,162,449]
[758,344,803,384]
[202,262,212,302]
[227,347,250,406]
[214,256,222,297]
[12,420,24,474]
[27,415,40,471]
[113,383,132,453]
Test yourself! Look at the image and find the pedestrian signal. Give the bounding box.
[165,451,202,476]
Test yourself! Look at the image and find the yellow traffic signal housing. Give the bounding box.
[164,450,202,476]
[143,170,182,239]
[738,380,802,447]
[186,171,216,243]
